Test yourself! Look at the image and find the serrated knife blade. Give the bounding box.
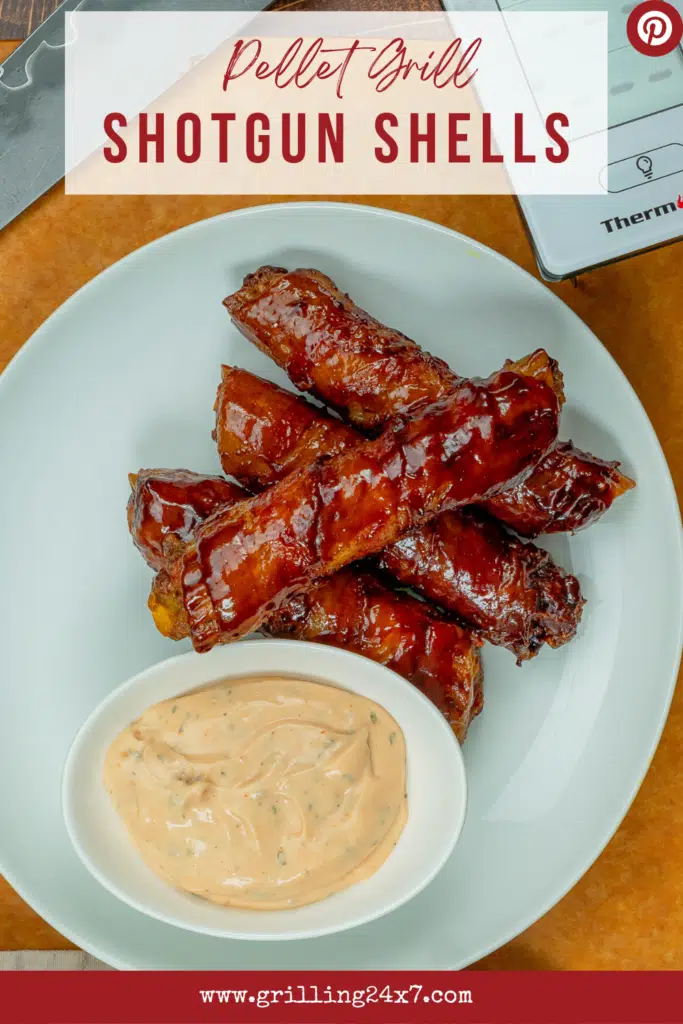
[0,1,273,231]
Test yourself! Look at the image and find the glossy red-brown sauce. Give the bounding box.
[131,480,484,739]
[224,267,634,536]
[182,369,559,649]
[127,469,244,571]
[214,367,583,661]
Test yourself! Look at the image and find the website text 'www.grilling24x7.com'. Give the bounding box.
[199,982,474,1010]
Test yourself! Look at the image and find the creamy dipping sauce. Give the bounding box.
[104,676,407,910]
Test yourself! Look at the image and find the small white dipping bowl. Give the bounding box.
[62,639,467,941]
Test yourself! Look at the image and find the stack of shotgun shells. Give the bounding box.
[127,267,635,743]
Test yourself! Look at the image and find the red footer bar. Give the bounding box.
[2,970,682,1024]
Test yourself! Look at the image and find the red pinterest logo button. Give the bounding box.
[627,1,683,56]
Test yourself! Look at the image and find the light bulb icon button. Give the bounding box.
[600,144,683,193]
[636,155,654,179]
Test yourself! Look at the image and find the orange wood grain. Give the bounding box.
[0,0,59,38]
[1,35,682,969]
[0,0,441,38]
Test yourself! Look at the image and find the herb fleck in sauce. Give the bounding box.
[104,677,407,910]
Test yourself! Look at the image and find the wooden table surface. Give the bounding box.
[0,0,56,37]
[0,0,440,38]
[2,16,683,968]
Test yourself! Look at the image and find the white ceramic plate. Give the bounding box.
[0,202,681,970]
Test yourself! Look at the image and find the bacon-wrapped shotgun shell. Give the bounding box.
[224,266,634,536]
[158,367,559,651]
[127,469,244,571]
[133,474,484,741]
[214,368,357,485]
[378,511,583,661]
[224,266,457,430]
[483,440,635,536]
[215,366,584,661]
